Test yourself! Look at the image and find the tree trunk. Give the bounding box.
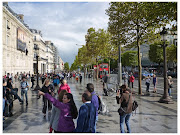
[118,45,122,86]
[96,58,98,80]
[84,65,86,78]
[109,59,110,75]
[138,43,142,95]
[137,23,142,95]
[158,62,161,73]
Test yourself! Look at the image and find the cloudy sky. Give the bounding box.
[8,2,110,66]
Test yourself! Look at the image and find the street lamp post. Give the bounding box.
[118,44,122,87]
[54,63,56,74]
[159,27,173,104]
[34,46,40,91]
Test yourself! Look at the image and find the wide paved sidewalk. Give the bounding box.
[84,77,177,133]
[3,77,177,133]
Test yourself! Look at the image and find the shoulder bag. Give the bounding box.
[118,94,130,116]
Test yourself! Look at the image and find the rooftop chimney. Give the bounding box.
[3,2,8,6]
[45,41,51,45]
[18,14,24,21]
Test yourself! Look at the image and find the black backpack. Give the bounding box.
[97,95,102,113]
[92,93,102,113]
[132,100,138,111]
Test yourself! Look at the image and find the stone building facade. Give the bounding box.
[30,29,48,74]
[51,43,58,73]
[2,2,65,76]
[3,3,34,76]
[58,56,64,71]
[45,41,54,73]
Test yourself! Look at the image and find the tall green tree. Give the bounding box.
[70,62,77,71]
[85,28,99,79]
[149,41,163,70]
[85,28,112,79]
[99,30,118,75]
[64,62,69,71]
[77,45,90,77]
[122,51,138,67]
[106,2,177,95]
[166,44,177,63]
[167,44,177,70]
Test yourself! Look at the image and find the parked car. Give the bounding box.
[167,71,177,78]
[133,70,153,80]
[142,71,153,79]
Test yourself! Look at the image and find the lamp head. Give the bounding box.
[160,27,168,41]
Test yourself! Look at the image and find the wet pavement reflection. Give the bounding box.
[3,77,177,133]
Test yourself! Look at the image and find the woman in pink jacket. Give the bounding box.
[130,74,135,89]
[58,80,71,94]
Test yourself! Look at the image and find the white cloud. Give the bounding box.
[8,2,109,65]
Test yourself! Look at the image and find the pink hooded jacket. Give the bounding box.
[58,84,71,94]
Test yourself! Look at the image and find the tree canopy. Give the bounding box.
[122,51,138,67]
[64,62,70,71]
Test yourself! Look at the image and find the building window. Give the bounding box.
[34,53,36,58]
[34,44,38,49]
[6,35,9,45]
[7,20,10,30]
[34,36,36,41]
[174,39,177,46]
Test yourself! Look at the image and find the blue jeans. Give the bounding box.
[3,98,5,113]
[120,113,131,133]
[168,88,171,96]
[10,89,22,102]
[21,89,28,103]
[146,83,150,92]
[94,116,98,133]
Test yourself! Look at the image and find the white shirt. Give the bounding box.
[146,77,151,83]
[85,101,91,104]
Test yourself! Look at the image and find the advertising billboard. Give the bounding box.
[17,27,26,52]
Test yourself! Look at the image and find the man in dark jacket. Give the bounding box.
[85,83,99,132]
[31,74,35,89]
[79,74,82,84]
[6,78,22,103]
[74,93,96,133]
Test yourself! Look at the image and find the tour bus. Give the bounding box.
[94,63,109,79]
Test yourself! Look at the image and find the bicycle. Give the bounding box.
[103,87,116,96]
[102,76,120,97]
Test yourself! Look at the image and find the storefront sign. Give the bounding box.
[17,28,26,52]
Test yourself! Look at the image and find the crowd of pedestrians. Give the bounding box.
[38,78,99,133]
[3,71,98,133]
[3,70,175,133]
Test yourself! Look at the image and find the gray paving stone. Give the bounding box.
[141,126,150,131]
[3,78,177,133]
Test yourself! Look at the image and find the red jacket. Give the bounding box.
[130,75,135,82]
[58,84,71,94]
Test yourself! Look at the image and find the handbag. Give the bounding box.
[118,94,130,115]
[118,107,127,116]
[169,84,173,88]
[54,83,57,86]
[132,100,138,111]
